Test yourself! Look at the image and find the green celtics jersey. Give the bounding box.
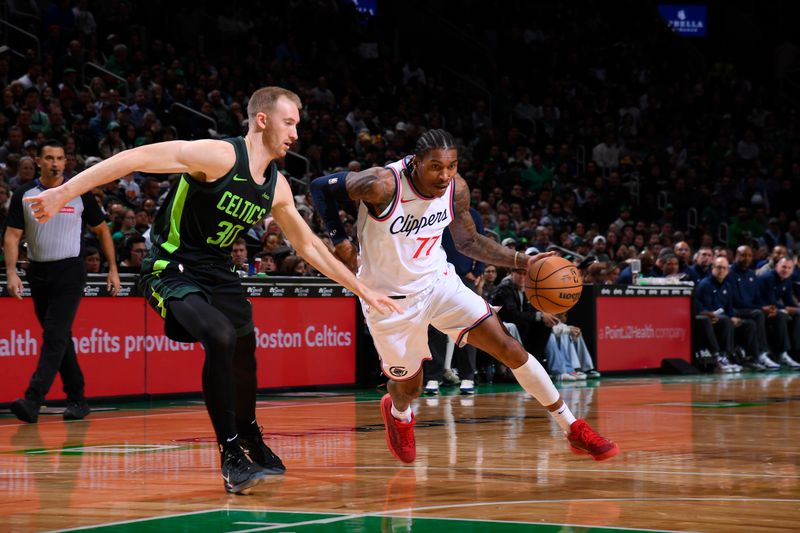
[149,137,277,265]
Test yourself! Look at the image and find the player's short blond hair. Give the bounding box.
[247,87,302,122]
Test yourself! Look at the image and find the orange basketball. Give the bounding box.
[524,256,583,314]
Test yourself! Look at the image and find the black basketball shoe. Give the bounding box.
[239,425,286,474]
[63,399,90,420]
[10,398,40,423]
[220,444,269,494]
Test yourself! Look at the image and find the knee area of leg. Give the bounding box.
[237,331,257,351]
[204,324,237,352]
[498,337,526,365]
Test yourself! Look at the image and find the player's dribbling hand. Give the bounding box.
[525,251,555,268]
[23,187,69,224]
[361,289,402,315]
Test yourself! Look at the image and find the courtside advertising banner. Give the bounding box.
[596,296,692,371]
[0,298,147,402]
[0,296,357,402]
[145,297,357,393]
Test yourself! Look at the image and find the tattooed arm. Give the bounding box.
[449,175,553,270]
[310,167,397,273]
[340,167,398,271]
[342,167,395,208]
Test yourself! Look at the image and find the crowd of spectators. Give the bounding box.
[1,1,799,374]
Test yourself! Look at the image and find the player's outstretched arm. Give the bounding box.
[23,140,234,223]
[449,175,552,269]
[273,174,400,314]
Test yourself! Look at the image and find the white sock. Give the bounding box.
[511,354,576,432]
[391,403,412,423]
[549,402,577,433]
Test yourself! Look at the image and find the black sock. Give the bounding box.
[233,332,258,435]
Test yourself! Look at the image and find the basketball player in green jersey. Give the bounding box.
[23,87,401,494]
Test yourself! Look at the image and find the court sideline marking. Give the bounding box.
[48,497,800,533]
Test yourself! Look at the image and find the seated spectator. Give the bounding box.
[140,177,163,207]
[730,245,782,370]
[118,172,141,203]
[0,126,25,163]
[713,246,731,262]
[231,237,249,274]
[654,249,681,277]
[616,251,655,284]
[111,208,136,244]
[494,213,518,243]
[547,319,600,379]
[270,246,294,271]
[755,245,788,276]
[8,155,36,193]
[133,209,152,236]
[592,133,620,170]
[588,235,611,263]
[118,235,147,274]
[501,237,517,250]
[545,321,581,381]
[261,231,284,254]
[475,264,499,300]
[757,256,800,368]
[84,246,101,274]
[686,247,713,283]
[254,250,277,274]
[760,217,786,250]
[694,256,753,373]
[673,241,693,276]
[584,262,611,284]
[280,255,307,276]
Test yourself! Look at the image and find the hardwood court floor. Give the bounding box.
[1,373,799,532]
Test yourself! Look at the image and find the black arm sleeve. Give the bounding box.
[80,191,105,226]
[310,172,351,244]
[6,188,26,230]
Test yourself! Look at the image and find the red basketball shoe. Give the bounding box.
[567,419,619,461]
[380,393,416,463]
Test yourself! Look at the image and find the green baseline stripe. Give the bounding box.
[51,509,677,533]
[161,176,189,254]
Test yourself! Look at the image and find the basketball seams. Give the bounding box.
[524,256,582,314]
[535,292,572,309]
[536,264,578,283]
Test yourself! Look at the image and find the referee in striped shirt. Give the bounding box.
[3,139,121,423]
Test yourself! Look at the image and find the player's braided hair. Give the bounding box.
[413,129,456,158]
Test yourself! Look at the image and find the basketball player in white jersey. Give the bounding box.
[310,129,618,463]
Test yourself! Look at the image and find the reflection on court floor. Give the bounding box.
[1,375,799,532]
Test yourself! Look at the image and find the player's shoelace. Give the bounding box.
[575,422,611,450]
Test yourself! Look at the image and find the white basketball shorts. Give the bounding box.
[361,262,492,381]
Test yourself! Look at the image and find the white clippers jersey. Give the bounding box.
[356,156,455,295]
